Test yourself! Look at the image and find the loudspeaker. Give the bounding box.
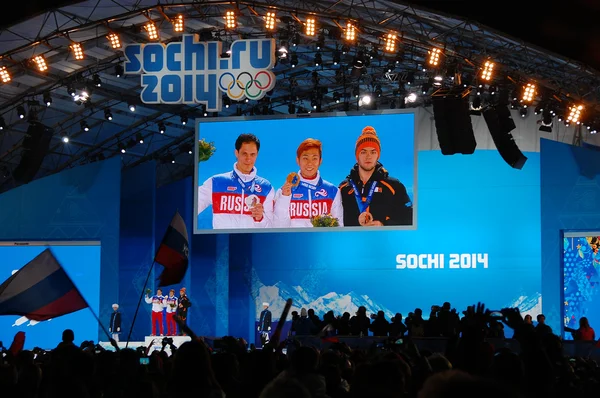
[431,87,477,155]
[13,122,54,183]
[483,105,527,169]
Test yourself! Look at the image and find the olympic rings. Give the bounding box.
[218,71,273,99]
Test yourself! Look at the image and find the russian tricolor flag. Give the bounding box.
[0,249,88,321]
[156,211,190,287]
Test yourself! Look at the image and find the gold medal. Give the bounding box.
[358,211,373,226]
[286,172,300,188]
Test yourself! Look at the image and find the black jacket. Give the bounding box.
[109,311,121,332]
[259,309,272,331]
[339,162,412,226]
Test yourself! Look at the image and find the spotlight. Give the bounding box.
[43,92,52,106]
[539,109,553,132]
[92,74,102,87]
[115,64,124,77]
[136,132,144,144]
[158,121,166,134]
[128,103,136,112]
[181,115,188,125]
[104,108,113,121]
[17,105,25,119]
[80,120,89,131]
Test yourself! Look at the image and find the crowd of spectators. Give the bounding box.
[0,302,599,398]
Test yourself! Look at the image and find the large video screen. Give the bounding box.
[194,111,416,234]
[563,233,600,340]
[0,242,101,349]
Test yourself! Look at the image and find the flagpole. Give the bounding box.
[125,260,156,348]
[47,248,115,349]
[126,208,180,348]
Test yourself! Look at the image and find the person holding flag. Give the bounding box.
[197,133,275,229]
[145,289,165,336]
[339,126,413,226]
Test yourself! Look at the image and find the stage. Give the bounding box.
[99,335,191,355]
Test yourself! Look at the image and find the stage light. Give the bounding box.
[33,55,48,72]
[0,66,11,83]
[136,132,144,144]
[225,10,237,29]
[0,117,5,130]
[265,11,276,31]
[384,33,397,53]
[145,22,159,40]
[115,64,124,77]
[480,60,495,81]
[128,103,136,112]
[539,109,553,132]
[17,105,25,119]
[173,14,184,32]
[345,23,356,42]
[428,47,442,67]
[305,18,316,36]
[92,73,101,87]
[158,121,165,134]
[62,134,69,143]
[104,109,113,121]
[522,83,535,103]
[107,33,121,49]
[43,92,52,107]
[314,52,322,66]
[80,121,89,131]
[71,43,84,60]
[567,104,583,124]
[181,114,188,125]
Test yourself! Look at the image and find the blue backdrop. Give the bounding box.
[0,244,101,349]
[0,158,121,348]
[541,138,600,335]
[195,111,416,232]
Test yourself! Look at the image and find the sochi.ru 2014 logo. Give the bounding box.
[123,35,277,112]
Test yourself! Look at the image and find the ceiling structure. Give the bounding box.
[0,0,599,194]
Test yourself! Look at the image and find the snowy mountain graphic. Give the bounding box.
[256,281,395,320]
[506,292,542,318]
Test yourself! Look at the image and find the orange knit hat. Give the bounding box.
[355,126,381,160]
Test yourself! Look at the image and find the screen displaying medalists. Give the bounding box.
[123,35,276,112]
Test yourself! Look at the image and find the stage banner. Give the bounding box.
[124,35,276,112]
[194,111,417,234]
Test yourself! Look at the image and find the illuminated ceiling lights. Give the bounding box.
[0,66,10,83]
[225,11,237,29]
[480,60,495,81]
[428,47,442,67]
[71,43,84,60]
[265,11,276,31]
[521,83,536,104]
[33,55,48,72]
[145,22,159,40]
[173,14,184,32]
[107,33,121,49]
[345,22,357,42]
[567,104,583,125]
[305,17,316,36]
[384,32,397,53]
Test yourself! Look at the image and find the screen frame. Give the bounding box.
[560,229,600,340]
[193,109,418,234]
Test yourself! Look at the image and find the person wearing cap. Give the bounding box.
[109,303,122,342]
[176,287,192,336]
[258,302,272,346]
[339,125,413,226]
[197,133,275,229]
[273,138,344,227]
